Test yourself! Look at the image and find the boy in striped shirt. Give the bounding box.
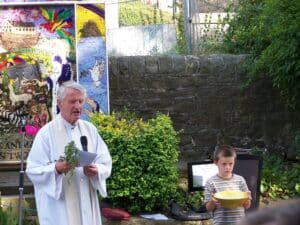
[205,145,251,225]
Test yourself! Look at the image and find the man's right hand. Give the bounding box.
[55,161,71,174]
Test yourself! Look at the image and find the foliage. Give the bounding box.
[192,12,234,55]
[174,12,187,55]
[119,1,173,26]
[251,147,300,201]
[185,191,205,208]
[0,203,38,225]
[119,1,187,55]
[0,205,17,225]
[194,39,226,55]
[171,188,205,211]
[64,141,80,179]
[294,130,300,159]
[223,0,300,110]
[91,111,180,213]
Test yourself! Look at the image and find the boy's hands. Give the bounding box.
[243,191,252,209]
[206,191,251,211]
[206,194,221,212]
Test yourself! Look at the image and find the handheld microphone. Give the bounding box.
[80,136,88,152]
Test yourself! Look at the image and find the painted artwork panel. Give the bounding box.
[76,3,109,119]
[0,4,75,162]
[0,0,91,3]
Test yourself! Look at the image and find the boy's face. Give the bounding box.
[215,156,235,179]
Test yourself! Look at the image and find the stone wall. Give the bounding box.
[108,55,300,169]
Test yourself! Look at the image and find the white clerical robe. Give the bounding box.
[26,114,112,225]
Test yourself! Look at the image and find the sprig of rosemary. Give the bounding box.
[64,141,80,181]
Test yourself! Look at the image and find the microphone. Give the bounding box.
[80,136,88,152]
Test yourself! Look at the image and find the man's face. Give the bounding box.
[58,88,85,124]
[215,156,235,179]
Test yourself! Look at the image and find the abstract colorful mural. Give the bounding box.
[0,1,108,164]
[0,5,75,159]
[0,0,91,3]
[77,3,109,118]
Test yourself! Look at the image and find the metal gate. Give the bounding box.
[184,0,237,54]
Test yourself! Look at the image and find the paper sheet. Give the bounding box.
[78,151,97,166]
[140,213,169,220]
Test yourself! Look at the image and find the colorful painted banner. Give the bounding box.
[0,1,108,162]
[0,0,92,3]
[77,3,109,118]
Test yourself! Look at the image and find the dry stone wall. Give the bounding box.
[108,55,299,169]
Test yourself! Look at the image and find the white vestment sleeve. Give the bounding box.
[26,129,64,200]
[89,130,112,197]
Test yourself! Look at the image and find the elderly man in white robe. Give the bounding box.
[26,81,112,225]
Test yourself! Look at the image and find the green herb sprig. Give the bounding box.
[64,141,80,180]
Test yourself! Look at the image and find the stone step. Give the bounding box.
[0,170,34,195]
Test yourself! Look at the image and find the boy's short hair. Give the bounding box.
[213,145,237,161]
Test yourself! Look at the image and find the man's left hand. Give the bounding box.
[83,164,98,177]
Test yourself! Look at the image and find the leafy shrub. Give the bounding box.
[91,111,180,213]
[119,1,187,55]
[294,130,300,159]
[0,199,38,225]
[0,204,17,225]
[251,147,300,201]
[119,1,173,26]
[223,0,300,110]
[172,188,205,210]
[174,12,187,55]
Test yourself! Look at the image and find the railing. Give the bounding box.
[190,12,235,54]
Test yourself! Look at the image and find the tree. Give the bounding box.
[223,0,300,110]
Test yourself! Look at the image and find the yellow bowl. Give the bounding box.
[214,191,248,209]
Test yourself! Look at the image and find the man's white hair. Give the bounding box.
[57,81,87,100]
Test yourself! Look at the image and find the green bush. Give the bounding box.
[174,12,187,55]
[0,204,17,225]
[294,130,300,159]
[119,1,173,26]
[251,147,300,201]
[223,0,300,110]
[0,198,38,225]
[119,1,187,55]
[91,111,180,213]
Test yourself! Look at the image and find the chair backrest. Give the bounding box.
[233,154,263,212]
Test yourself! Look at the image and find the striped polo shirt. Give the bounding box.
[204,174,249,225]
